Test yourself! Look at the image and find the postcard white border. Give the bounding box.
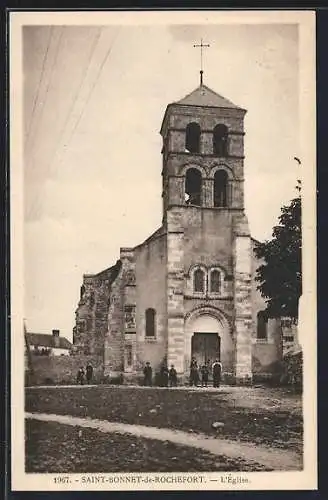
[10,9,317,491]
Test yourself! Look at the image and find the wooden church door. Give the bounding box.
[191,332,220,367]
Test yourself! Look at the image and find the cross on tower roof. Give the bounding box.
[193,38,210,86]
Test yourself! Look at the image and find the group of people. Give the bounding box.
[189,358,222,388]
[143,362,178,387]
[76,363,93,385]
[143,358,222,388]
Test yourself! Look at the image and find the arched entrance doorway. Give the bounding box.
[184,307,233,374]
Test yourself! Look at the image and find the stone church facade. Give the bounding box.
[74,83,294,383]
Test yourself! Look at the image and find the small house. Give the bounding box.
[26,329,72,357]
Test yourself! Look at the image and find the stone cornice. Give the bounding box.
[167,204,244,212]
[167,127,245,136]
[165,174,245,182]
[184,294,234,301]
[166,152,245,160]
[171,103,246,112]
[160,102,246,136]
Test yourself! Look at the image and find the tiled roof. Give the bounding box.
[26,332,72,350]
[175,84,243,110]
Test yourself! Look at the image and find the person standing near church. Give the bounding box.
[201,361,209,387]
[189,358,199,387]
[143,361,152,387]
[160,363,169,387]
[168,364,177,387]
[85,363,93,384]
[76,367,85,385]
[212,359,222,388]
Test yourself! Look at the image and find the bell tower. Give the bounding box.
[160,84,247,218]
[160,82,254,383]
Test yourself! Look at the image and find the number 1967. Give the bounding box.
[53,476,71,484]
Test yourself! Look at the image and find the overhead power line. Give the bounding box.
[27,28,120,221]
[64,28,121,150]
[26,26,64,159]
[27,28,103,221]
[44,28,102,178]
[25,26,54,145]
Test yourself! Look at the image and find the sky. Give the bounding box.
[23,22,300,340]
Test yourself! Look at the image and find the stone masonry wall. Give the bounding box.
[122,260,137,374]
[74,266,117,355]
[233,224,253,382]
[161,102,247,379]
[181,206,235,374]
[182,207,235,273]
[161,103,246,217]
[104,266,125,375]
[168,105,245,153]
[134,230,167,373]
[26,354,103,386]
[250,241,283,374]
[166,208,185,373]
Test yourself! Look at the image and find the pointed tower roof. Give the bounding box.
[175,84,243,110]
[160,83,246,135]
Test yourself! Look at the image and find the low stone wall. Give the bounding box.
[25,354,104,386]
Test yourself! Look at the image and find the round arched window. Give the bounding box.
[214,170,228,208]
[213,124,228,156]
[185,122,201,153]
[185,168,202,206]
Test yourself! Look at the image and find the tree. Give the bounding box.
[254,181,301,321]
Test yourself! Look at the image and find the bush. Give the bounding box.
[281,351,303,390]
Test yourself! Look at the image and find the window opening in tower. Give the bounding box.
[185,168,202,206]
[185,122,201,154]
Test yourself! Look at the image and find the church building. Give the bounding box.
[74,77,295,384]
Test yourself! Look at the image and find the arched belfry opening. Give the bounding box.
[185,122,201,154]
[185,168,202,206]
[214,170,229,207]
[213,124,228,157]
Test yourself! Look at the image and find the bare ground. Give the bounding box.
[25,385,303,453]
[26,420,271,473]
